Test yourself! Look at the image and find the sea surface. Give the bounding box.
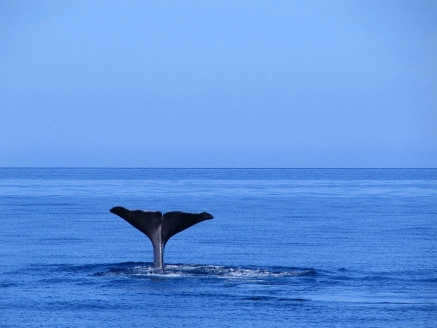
[1,168,436,327]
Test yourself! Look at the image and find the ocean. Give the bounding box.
[1,168,436,327]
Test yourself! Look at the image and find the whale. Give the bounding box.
[109,207,213,269]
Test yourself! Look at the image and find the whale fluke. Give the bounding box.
[109,207,213,269]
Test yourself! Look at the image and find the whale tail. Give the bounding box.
[109,207,213,269]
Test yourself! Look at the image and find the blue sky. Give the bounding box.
[1,0,436,167]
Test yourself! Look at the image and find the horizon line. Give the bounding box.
[0,167,436,170]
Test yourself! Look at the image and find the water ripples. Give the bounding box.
[93,263,316,279]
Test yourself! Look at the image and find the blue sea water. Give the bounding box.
[0,168,436,327]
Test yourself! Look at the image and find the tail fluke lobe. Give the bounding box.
[162,211,214,244]
[109,207,162,241]
[109,207,213,269]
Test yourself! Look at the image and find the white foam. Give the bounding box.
[96,264,314,279]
